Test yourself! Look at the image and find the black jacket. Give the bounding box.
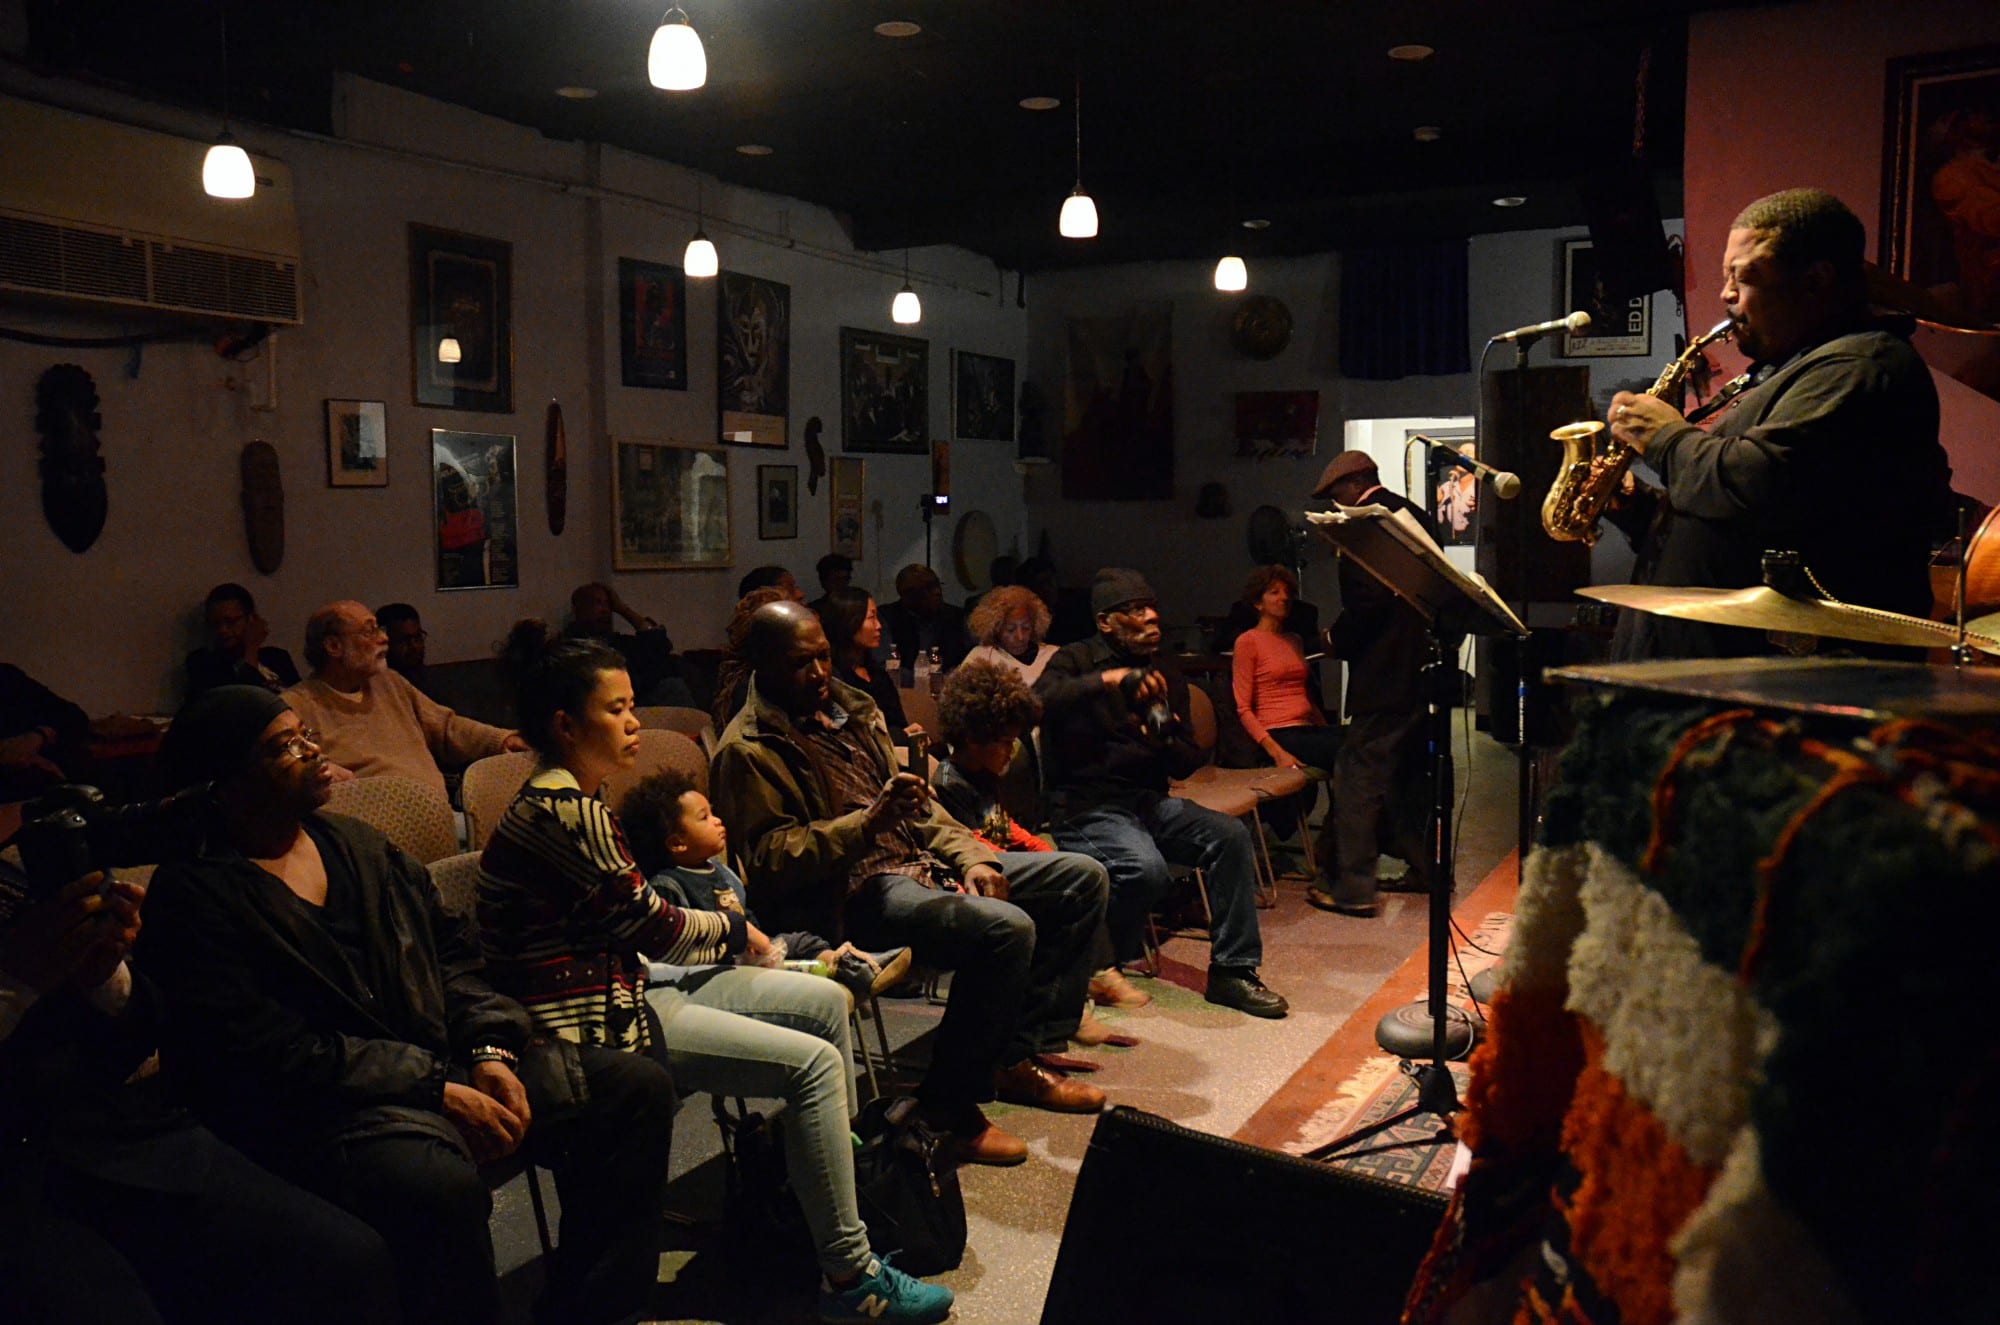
[878,600,973,670]
[1328,487,1444,716]
[1036,635,1205,817]
[184,646,301,699]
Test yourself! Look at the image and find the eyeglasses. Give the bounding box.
[271,727,323,762]
[335,620,386,638]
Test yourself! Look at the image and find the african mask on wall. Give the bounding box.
[34,363,108,553]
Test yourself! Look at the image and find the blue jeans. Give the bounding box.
[1055,796,1264,970]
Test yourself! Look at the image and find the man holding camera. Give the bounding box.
[1037,569,1288,1018]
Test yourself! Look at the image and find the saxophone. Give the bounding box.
[1540,318,1736,546]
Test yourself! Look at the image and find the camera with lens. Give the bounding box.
[9,783,212,902]
[1117,667,1177,743]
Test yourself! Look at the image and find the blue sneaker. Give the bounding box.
[818,1254,954,1323]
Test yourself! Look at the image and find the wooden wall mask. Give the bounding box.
[34,363,108,553]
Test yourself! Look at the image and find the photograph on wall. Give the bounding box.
[613,438,732,570]
[326,399,387,486]
[1412,425,1479,547]
[758,464,800,540]
[431,429,518,590]
[1063,304,1173,500]
[1233,390,1319,459]
[1559,239,1650,358]
[830,455,865,560]
[618,257,687,390]
[952,349,1015,442]
[717,271,790,447]
[410,225,512,412]
[1882,45,2000,325]
[841,327,929,454]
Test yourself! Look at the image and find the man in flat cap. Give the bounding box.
[1310,452,1443,918]
[1037,569,1288,1018]
[140,686,677,1325]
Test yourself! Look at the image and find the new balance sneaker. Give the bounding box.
[819,1254,955,1324]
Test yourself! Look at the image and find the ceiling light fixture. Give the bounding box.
[202,3,255,199]
[1242,218,1271,230]
[685,180,719,277]
[1388,43,1435,62]
[1213,255,1247,292]
[1413,125,1442,142]
[1058,76,1097,239]
[735,143,773,156]
[555,86,599,100]
[891,250,921,324]
[1492,195,1527,208]
[874,20,922,38]
[437,337,463,364]
[649,5,707,91]
[1019,95,1060,111]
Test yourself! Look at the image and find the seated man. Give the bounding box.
[1036,569,1289,1019]
[808,552,853,617]
[738,564,807,603]
[711,602,1109,1166]
[186,582,300,698]
[565,581,690,705]
[282,600,525,801]
[141,686,677,1325]
[376,601,432,695]
[0,660,91,801]
[878,564,974,670]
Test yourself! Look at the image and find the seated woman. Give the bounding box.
[480,622,952,1325]
[1232,565,1338,878]
[815,587,918,738]
[963,585,1058,685]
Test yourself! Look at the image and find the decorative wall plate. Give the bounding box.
[1230,294,1294,360]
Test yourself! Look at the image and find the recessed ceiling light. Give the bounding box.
[736,143,774,156]
[1242,218,1271,230]
[1388,43,1435,61]
[1413,125,1441,142]
[874,20,922,38]
[1019,95,1061,111]
[1492,196,1527,208]
[555,86,598,100]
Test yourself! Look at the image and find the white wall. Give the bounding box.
[0,72,1025,714]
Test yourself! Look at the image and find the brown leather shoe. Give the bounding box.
[929,1107,1027,1167]
[1072,1005,1142,1048]
[995,1059,1107,1114]
[1088,966,1152,1009]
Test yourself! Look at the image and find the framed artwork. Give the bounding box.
[410,225,512,412]
[1411,425,1479,547]
[1559,239,1651,358]
[1881,45,2000,324]
[612,437,732,570]
[431,429,519,590]
[830,455,865,560]
[325,399,387,486]
[618,257,687,390]
[1063,305,1173,499]
[952,349,1015,442]
[717,271,790,447]
[758,464,800,540]
[1234,391,1320,459]
[841,327,929,454]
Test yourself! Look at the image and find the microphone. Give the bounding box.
[1493,310,1590,344]
[1417,434,1522,500]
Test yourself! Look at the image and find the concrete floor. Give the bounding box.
[493,720,1525,1324]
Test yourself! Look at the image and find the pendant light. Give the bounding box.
[1213,255,1248,291]
[648,5,707,91]
[436,337,463,364]
[684,180,718,277]
[1058,76,1097,239]
[202,4,255,199]
[891,250,921,324]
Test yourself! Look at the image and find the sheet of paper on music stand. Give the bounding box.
[1305,502,1526,638]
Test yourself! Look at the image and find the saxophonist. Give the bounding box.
[1601,188,1954,660]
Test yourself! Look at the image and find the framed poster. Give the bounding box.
[952,349,1015,442]
[1063,305,1173,500]
[618,257,687,390]
[1411,425,1479,547]
[431,429,518,590]
[612,438,732,570]
[758,464,799,540]
[410,225,512,412]
[841,327,929,454]
[717,271,790,447]
[829,455,865,560]
[1559,239,1651,358]
[1233,391,1320,459]
[1881,45,2000,323]
[326,399,387,486]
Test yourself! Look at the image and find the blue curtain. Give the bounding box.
[1338,239,1470,380]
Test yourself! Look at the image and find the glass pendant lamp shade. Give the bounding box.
[649,11,707,90]
[203,133,255,199]
[684,229,718,278]
[437,337,463,364]
[1213,255,1247,291]
[1059,190,1099,239]
[892,285,921,324]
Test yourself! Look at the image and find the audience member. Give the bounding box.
[712,602,1109,1166]
[142,686,672,1325]
[283,600,525,801]
[965,584,1058,685]
[1021,557,1094,646]
[1231,565,1338,878]
[713,586,794,729]
[376,601,431,693]
[565,581,688,704]
[878,564,973,670]
[185,583,300,698]
[1037,569,1289,1019]
[0,661,90,800]
[809,553,854,616]
[963,554,1019,617]
[817,586,916,738]
[738,564,806,603]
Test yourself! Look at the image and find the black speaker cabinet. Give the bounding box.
[1040,1107,1448,1324]
[1477,365,1593,606]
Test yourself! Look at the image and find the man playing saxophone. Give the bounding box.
[1599,188,1954,660]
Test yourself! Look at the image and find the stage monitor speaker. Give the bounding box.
[1040,1107,1447,1325]
[1477,365,1593,605]
[1579,163,1680,301]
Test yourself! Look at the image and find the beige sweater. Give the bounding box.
[282,670,511,800]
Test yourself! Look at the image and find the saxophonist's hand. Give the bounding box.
[1607,392,1685,456]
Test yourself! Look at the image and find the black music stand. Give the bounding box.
[1301,502,1525,1160]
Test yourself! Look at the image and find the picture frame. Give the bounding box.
[1559,238,1651,358]
[952,349,1015,442]
[830,455,865,560]
[717,271,790,447]
[841,327,929,454]
[410,225,513,412]
[325,399,387,486]
[612,437,732,570]
[1234,391,1320,459]
[1411,425,1478,547]
[758,464,800,540]
[1881,44,2000,324]
[430,429,519,590]
[618,257,688,390]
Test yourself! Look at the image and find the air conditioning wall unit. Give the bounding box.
[0,95,304,325]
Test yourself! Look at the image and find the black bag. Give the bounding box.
[713,1098,813,1268]
[852,1095,965,1275]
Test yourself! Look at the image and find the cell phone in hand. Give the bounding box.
[906,730,929,783]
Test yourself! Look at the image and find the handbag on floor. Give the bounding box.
[852,1095,965,1275]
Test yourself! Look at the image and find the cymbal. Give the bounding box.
[1578,584,2000,653]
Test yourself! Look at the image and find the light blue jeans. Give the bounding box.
[645,965,869,1279]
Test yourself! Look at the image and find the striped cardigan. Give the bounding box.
[477,766,744,1053]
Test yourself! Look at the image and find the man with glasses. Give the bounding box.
[376,602,432,695]
[282,600,525,802]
